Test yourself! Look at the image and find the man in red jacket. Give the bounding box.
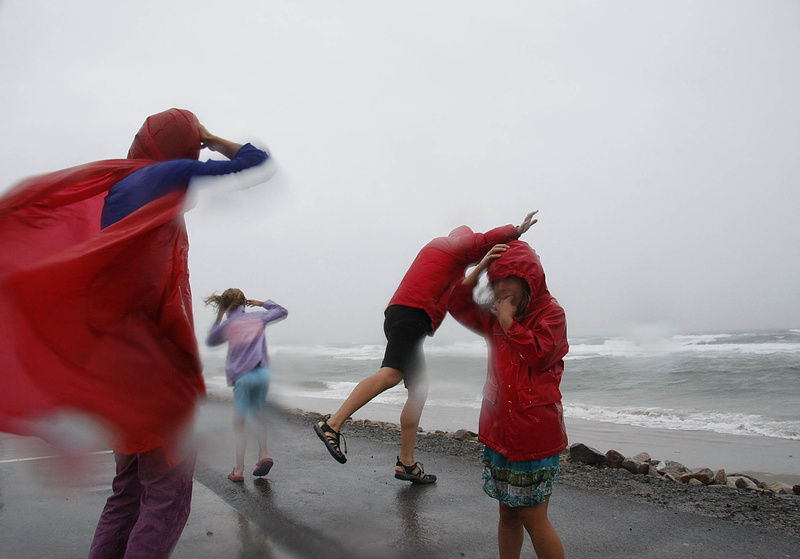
[314,211,538,483]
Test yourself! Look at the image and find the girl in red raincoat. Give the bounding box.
[449,240,568,559]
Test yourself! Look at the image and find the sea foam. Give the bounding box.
[564,403,800,440]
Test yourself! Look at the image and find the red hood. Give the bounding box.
[127,108,201,161]
[487,240,550,314]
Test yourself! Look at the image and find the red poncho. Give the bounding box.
[0,109,206,453]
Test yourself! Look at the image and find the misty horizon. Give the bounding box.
[2,1,798,347]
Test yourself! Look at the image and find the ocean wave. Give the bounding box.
[259,378,484,410]
[269,380,410,406]
[676,342,800,356]
[424,342,488,358]
[672,333,734,344]
[267,341,490,360]
[269,344,386,361]
[232,330,800,363]
[204,371,799,441]
[564,403,800,440]
[568,339,652,358]
[568,335,800,358]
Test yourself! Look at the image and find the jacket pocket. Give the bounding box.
[519,384,562,408]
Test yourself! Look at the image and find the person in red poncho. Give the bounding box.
[449,239,568,559]
[0,108,270,559]
[314,211,538,484]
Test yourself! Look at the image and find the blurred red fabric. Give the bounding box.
[0,110,206,453]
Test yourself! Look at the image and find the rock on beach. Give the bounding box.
[566,442,800,498]
[568,443,607,466]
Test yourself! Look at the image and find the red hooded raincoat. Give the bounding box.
[449,240,568,461]
[0,109,206,453]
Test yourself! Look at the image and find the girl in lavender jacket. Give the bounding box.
[205,288,288,481]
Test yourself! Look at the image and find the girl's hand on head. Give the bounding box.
[516,210,539,237]
[463,244,508,286]
[476,244,508,274]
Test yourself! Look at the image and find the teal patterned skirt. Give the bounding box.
[482,447,560,507]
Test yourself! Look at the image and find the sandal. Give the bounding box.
[252,458,274,477]
[227,469,244,483]
[313,420,347,464]
[395,457,437,484]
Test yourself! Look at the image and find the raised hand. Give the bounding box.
[516,210,539,237]
[198,123,244,159]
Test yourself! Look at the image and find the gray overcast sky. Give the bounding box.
[1,0,798,344]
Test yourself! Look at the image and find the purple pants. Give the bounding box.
[87,447,196,559]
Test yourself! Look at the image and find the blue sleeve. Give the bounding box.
[101,144,269,228]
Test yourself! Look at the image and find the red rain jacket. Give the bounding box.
[0,109,205,454]
[449,240,568,461]
[387,224,519,333]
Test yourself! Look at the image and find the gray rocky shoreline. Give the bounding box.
[281,407,800,539]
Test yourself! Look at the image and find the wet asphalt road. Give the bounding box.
[1,401,799,558]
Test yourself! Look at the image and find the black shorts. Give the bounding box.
[381,305,432,389]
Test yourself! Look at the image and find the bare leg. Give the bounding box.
[398,378,428,466]
[254,411,269,462]
[520,498,564,559]
[326,367,403,432]
[233,416,247,478]
[498,503,525,559]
